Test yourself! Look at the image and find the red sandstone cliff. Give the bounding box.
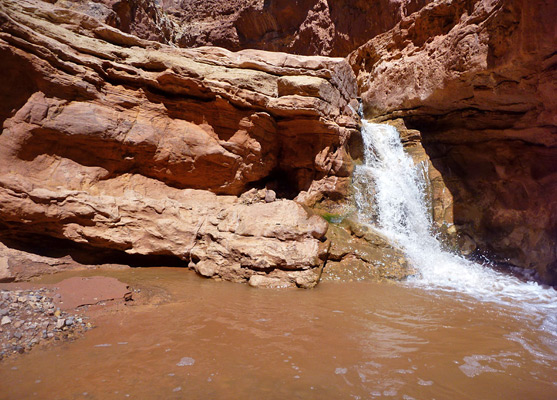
[51,0,433,56]
[349,0,557,284]
[1,0,555,286]
[0,0,362,287]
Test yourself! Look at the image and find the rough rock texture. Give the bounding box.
[0,276,129,359]
[54,0,176,44]
[0,287,92,359]
[172,0,434,56]
[0,0,360,287]
[350,0,557,284]
[322,220,415,282]
[53,0,433,57]
[0,241,98,283]
[3,0,553,287]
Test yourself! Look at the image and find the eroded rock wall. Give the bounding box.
[2,0,554,287]
[0,0,360,286]
[51,0,433,57]
[349,0,557,283]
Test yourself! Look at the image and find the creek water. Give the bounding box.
[0,268,556,399]
[1,122,556,399]
[354,122,557,342]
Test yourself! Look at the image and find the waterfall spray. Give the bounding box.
[354,121,557,343]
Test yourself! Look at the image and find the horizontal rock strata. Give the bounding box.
[349,0,557,284]
[54,0,433,57]
[0,0,360,287]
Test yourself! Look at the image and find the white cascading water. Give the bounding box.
[354,121,556,356]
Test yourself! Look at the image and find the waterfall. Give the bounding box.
[354,121,556,345]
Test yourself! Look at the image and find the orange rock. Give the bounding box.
[0,0,356,286]
[349,0,557,284]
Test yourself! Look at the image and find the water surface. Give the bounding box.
[1,267,555,399]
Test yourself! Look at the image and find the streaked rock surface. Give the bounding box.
[0,0,359,287]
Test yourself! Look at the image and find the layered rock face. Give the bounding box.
[0,0,360,286]
[350,0,557,283]
[168,0,433,56]
[323,220,415,282]
[53,0,176,44]
[2,0,554,287]
[52,0,433,57]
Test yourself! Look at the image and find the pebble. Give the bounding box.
[0,288,92,359]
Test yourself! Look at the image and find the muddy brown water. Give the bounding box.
[1,268,556,399]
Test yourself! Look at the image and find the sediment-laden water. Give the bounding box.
[354,121,557,349]
[1,268,556,399]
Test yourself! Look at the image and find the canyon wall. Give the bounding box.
[69,0,555,284]
[0,0,361,287]
[349,0,557,284]
[1,0,554,286]
[51,0,433,56]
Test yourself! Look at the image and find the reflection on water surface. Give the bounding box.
[1,267,556,399]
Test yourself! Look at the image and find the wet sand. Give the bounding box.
[1,267,556,399]
[0,276,130,360]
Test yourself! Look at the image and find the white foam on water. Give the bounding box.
[354,121,557,353]
[177,357,195,366]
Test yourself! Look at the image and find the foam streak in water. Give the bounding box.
[354,121,557,340]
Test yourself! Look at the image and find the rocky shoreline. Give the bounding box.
[0,275,132,361]
[0,288,91,360]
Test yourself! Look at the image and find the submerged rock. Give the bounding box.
[177,357,195,366]
[248,275,295,289]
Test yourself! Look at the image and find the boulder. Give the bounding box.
[0,0,358,285]
[322,221,416,282]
